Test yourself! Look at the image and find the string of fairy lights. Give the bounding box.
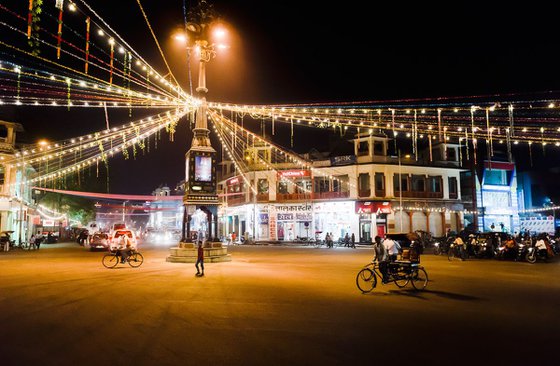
[210,110,365,192]
[4,107,191,192]
[0,0,194,110]
[209,101,560,166]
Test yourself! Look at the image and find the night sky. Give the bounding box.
[2,1,560,194]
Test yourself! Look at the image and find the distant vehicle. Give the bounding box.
[109,229,137,249]
[111,223,127,232]
[89,233,109,251]
[42,232,59,244]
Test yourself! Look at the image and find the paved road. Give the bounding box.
[1,242,559,366]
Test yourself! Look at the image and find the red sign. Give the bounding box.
[355,201,391,214]
[483,161,514,170]
[227,177,240,185]
[278,170,311,178]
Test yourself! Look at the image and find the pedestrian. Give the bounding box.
[195,240,204,276]
[29,234,36,250]
[351,233,356,248]
[344,233,350,247]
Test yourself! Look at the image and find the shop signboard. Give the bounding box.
[296,213,312,221]
[330,155,356,166]
[355,201,391,214]
[278,213,294,221]
[276,204,312,212]
[277,170,311,178]
[259,213,269,224]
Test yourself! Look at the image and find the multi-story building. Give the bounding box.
[217,134,467,243]
[461,159,520,234]
[0,120,38,243]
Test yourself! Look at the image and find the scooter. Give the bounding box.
[525,246,549,263]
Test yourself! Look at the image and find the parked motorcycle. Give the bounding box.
[433,236,453,255]
[525,236,554,263]
[472,235,494,259]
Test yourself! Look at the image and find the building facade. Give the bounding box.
[461,160,520,234]
[217,135,466,243]
[0,120,38,243]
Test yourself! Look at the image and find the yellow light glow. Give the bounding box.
[174,34,187,43]
[213,27,226,39]
[68,3,76,12]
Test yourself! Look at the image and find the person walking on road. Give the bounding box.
[350,233,356,249]
[344,233,350,247]
[195,240,204,277]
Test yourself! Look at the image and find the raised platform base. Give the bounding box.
[166,241,232,263]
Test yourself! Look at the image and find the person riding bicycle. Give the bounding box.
[117,234,133,263]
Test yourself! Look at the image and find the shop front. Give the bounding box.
[313,201,356,241]
[355,201,391,242]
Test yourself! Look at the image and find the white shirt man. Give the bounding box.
[383,237,400,261]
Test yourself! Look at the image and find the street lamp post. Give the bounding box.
[398,150,403,232]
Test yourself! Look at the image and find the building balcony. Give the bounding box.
[311,191,350,200]
[0,141,15,154]
[395,191,444,199]
[256,193,269,202]
[276,193,312,202]
[449,192,458,199]
[375,189,386,197]
[249,192,270,202]
[227,196,246,206]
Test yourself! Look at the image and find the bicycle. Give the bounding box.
[356,260,428,293]
[102,249,144,268]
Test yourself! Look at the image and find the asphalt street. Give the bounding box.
[1,242,559,366]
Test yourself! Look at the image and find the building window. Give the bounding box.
[428,176,442,193]
[411,175,425,192]
[449,177,458,198]
[357,141,369,156]
[278,181,289,194]
[375,173,385,191]
[394,174,408,192]
[314,177,329,193]
[358,173,370,191]
[333,175,349,192]
[373,141,384,155]
[295,179,311,194]
[257,179,269,194]
[446,148,457,161]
